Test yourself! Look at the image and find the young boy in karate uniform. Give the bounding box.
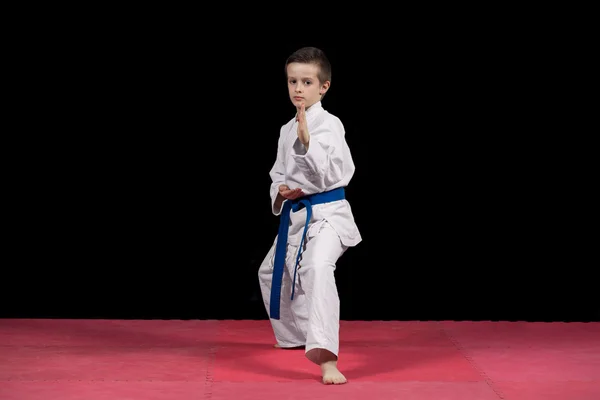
[258,46,362,385]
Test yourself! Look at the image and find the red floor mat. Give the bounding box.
[0,381,207,400]
[494,381,600,400]
[209,381,501,400]
[1,319,599,399]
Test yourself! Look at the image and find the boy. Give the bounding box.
[257,46,362,385]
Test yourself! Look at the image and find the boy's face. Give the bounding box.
[286,62,330,110]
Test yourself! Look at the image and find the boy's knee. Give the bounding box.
[258,262,268,279]
[300,259,336,280]
[258,258,274,283]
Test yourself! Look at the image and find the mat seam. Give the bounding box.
[440,324,506,399]
[204,345,217,399]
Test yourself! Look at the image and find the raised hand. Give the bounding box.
[296,103,309,147]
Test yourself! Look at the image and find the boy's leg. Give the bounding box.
[258,237,308,348]
[297,222,348,384]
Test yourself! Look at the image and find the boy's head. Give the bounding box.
[285,47,332,110]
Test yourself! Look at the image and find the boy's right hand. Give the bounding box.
[279,184,304,200]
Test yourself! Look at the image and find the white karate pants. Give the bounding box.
[258,221,347,359]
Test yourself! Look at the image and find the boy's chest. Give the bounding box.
[282,115,324,155]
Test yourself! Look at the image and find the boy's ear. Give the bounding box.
[320,81,331,94]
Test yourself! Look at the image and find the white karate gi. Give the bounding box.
[258,101,362,359]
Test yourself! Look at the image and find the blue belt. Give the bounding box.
[270,187,345,320]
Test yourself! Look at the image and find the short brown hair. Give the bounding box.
[285,46,332,85]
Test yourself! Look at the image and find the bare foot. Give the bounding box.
[321,360,347,385]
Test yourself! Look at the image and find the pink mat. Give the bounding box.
[1,319,599,399]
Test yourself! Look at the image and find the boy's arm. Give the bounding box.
[296,103,310,149]
[269,146,287,215]
[273,188,287,214]
[268,130,304,214]
[291,113,347,188]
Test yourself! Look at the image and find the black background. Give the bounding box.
[3,10,595,323]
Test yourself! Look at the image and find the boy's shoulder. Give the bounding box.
[317,110,344,133]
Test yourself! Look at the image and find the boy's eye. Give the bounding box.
[289,80,313,85]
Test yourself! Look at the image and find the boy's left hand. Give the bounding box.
[279,184,304,200]
[296,103,309,147]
